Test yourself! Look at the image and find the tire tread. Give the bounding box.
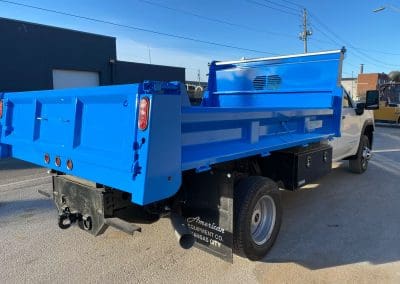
[233,176,281,260]
[349,135,370,174]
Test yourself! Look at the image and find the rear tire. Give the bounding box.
[349,135,370,174]
[233,176,282,261]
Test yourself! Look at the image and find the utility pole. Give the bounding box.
[299,8,312,53]
[197,69,201,86]
[148,46,152,64]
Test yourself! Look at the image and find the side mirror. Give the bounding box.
[355,103,365,115]
[365,90,379,110]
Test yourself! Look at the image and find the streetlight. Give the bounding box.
[373,5,400,13]
[373,7,386,13]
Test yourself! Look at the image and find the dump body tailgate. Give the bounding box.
[0,83,182,205]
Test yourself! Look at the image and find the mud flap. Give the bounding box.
[182,170,234,262]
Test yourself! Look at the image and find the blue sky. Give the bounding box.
[0,0,399,81]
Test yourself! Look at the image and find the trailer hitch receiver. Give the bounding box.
[52,176,111,236]
[58,207,80,229]
[52,175,141,236]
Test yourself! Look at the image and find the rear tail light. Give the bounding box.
[0,100,3,119]
[138,97,150,131]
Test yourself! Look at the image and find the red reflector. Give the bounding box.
[44,153,50,164]
[55,156,61,167]
[66,159,73,170]
[0,100,3,119]
[138,97,150,131]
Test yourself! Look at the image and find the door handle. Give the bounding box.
[342,116,346,119]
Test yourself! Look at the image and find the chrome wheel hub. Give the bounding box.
[250,195,276,245]
[361,146,371,170]
[362,147,372,160]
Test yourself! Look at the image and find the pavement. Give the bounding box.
[1,125,400,283]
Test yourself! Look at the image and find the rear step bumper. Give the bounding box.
[52,175,141,236]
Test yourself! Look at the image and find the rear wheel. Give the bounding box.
[349,135,371,174]
[233,176,282,260]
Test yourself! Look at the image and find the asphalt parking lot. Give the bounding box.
[1,125,400,283]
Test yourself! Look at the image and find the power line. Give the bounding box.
[353,47,400,56]
[4,0,398,68]
[347,51,397,70]
[309,12,400,68]
[247,0,399,63]
[246,0,301,16]
[246,0,399,67]
[141,0,400,58]
[311,25,341,46]
[252,4,400,57]
[261,4,400,66]
[345,61,363,70]
[345,61,362,70]
[303,25,364,70]
[0,0,279,56]
[277,0,304,9]
[261,0,300,12]
[138,0,297,40]
[309,35,400,56]
[304,8,400,57]
[312,20,397,68]
[312,24,391,69]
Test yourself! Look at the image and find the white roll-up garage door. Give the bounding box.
[52,69,100,89]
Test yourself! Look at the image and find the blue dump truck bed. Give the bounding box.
[0,50,343,206]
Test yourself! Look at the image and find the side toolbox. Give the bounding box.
[262,144,332,190]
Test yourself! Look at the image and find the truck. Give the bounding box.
[0,49,379,262]
[373,82,400,124]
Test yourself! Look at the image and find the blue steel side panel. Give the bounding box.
[186,50,344,171]
[180,107,337,171]
[203,51,343,108]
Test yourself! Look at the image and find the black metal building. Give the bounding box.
[0,17,185,92]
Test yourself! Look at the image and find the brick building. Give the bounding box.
[357,73,389,100]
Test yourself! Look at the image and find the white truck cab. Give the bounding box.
[330,88,375,172]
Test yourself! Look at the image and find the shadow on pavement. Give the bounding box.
[375,123,400,129]
[0,158,41,170]
[263,159,400,270]
[0,198,54,220]
[0,197,159,226]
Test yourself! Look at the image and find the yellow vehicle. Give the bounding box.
[373,83,400,124]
